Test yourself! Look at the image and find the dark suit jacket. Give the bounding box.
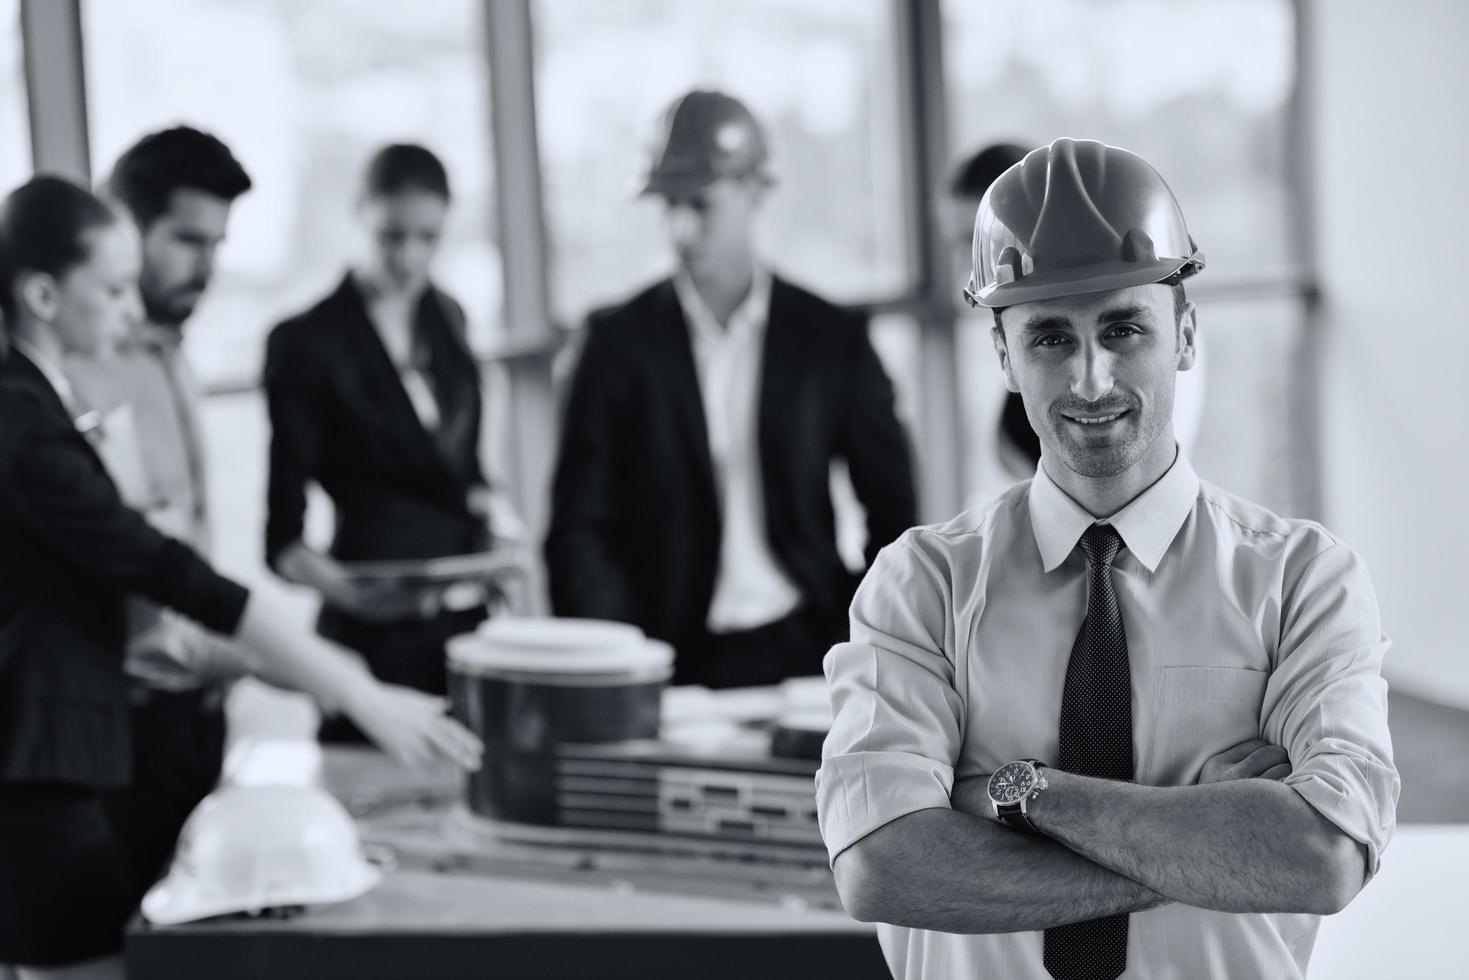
[0,352,248,787]
[263,274,490,571]
[545,275,917,666]
[262,275,492,666]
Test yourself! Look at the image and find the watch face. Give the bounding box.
[989,762,1036,805]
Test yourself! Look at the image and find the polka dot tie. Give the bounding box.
[1044,523,1132,980]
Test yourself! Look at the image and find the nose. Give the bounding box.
[124,285,144,326]
[1071,340,1116,403]
[197,244,217,282]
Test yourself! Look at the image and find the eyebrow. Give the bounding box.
[1019,304,1155,336]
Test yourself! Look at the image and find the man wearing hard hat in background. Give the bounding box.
[546,90,916,689]
[818,138,1397,979]
[941,142,1209,509]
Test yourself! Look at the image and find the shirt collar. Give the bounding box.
[1028,449,1200,573]
[11,336,78,414]
[673,264,771,343]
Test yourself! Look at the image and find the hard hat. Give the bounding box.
[964,137,1204,309]
[639,90,771,197]
[141,785,382,925]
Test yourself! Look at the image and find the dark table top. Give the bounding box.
[125,745,887,980]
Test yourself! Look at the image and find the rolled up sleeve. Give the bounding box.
[816,534,965,865]
[1264,541,1400,879]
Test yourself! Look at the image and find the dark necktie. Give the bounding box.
[1045,523,1132,980]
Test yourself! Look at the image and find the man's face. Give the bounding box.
[358,188,448,295]
[993,283,1196,482]
[138,188,233,326]
[51,221,144,356]
[659,176,762,280]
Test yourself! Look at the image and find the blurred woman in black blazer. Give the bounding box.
[264,145,506,739]
[0,177,481,978]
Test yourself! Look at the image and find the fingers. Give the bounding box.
[1199,739,1293,784]
[1234,743,1290,779]
[1212,738,1269,766]
[433,717,485,772]
[382,691,483,771]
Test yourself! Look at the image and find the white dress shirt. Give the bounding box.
[817,453,1398,979]
[673,267,803,633]
[66,323,210,550]
[65,324,259,693]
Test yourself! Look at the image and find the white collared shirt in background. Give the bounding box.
[817,453,1399,979]
[673,267,803,633]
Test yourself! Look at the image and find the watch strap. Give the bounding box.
[997,806,1041,834]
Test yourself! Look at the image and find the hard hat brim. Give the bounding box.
[638,166,773,199]
[638,169,719,198]
[969,257,1200,309]
[141,860,381,926]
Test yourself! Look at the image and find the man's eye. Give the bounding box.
[1032,334,1069,348]
[1108,323,1142,338]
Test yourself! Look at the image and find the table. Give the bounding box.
[125,747,887,980]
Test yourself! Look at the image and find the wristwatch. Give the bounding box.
[987,759,1049,834]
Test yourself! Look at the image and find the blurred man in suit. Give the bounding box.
[546,90,916,688]
[62,126,255,911]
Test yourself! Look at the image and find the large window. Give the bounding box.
[81,0,502,600]
[0,0,28,193]
[82,0,500,389]
[942,0,1297,277]
[533,0,911,326]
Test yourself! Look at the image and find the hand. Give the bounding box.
[1199,738,1293,784]
[330,579,429,623]
[127,623,263,691]
[468,485,527,543]
[278,542,425,623]
[345,680,484,772]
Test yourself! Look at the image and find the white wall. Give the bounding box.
[1311,0,1469,707]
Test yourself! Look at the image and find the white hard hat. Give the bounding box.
[142,784,381,925]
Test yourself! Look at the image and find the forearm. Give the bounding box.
[233,591,374,715]
[1030,769,1362,913]
[835,807,1165,934]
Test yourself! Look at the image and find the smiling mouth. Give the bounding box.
[1064,410,1129,426]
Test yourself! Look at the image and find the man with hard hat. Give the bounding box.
[818,138,1397,979]
[942,142,1209,510]
[546,90,916,689]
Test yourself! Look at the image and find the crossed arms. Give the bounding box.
[819,534,1398,935]
[833,740,1367,933]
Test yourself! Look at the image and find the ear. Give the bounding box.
[17,271,60,323]
[1175,302,1198,372]
[991,324,1021,393]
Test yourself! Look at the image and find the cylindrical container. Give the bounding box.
[447,618,674,824]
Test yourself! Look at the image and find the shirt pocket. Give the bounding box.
[1145,666,1268,786]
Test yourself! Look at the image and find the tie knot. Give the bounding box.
[1078,523,1122,567]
